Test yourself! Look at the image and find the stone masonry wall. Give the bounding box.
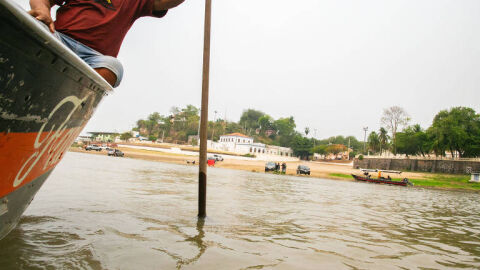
[353,158,480,174]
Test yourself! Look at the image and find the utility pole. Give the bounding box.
[211,110,218,141]
[198,0,212,218]
[363,127,368,154]
[223,108,227,134]
[348,137,351,159]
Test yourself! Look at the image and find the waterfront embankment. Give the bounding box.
[355,157,480,174]
[69,146,480,192]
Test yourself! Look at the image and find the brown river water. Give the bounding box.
[0,152,479,269]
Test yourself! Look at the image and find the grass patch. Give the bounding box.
[330,172,480,191]
[410,174,480,191]
[329,173,353,179]
[329,173,480,191]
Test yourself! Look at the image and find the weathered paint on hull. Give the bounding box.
[0,170,51,240]
[0,0,112,239]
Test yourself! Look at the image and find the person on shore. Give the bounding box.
[28,0,185,87]
[281,162,286,174]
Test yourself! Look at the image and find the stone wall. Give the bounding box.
[353,158,480,174]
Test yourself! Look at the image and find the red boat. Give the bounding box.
[0,0,111,239]
[351,169,413,187]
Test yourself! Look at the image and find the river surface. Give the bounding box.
[1,152,479,269]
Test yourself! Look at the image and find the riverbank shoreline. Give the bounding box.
[69,147,480,192]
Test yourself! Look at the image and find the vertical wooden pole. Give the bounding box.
[198,0,212,218]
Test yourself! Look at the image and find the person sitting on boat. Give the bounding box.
[28,0,185,87]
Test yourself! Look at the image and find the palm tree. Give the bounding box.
[379,127,389,156]
[368,131,380,154]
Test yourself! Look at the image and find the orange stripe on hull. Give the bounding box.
[0,127,82,198]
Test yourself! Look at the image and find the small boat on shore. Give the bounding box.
[351,169,413,187]
[0,0,111,240]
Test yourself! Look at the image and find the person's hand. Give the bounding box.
[28,4,55,33]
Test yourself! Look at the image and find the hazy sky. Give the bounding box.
[18,0,480,140]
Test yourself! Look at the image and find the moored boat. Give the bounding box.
[351,169,413,187]
[0,0,112,240]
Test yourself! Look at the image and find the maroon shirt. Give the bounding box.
[54,0,167,57]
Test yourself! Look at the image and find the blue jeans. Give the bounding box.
[53,31,123,87]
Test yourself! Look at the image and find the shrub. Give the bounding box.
[358,155,364,160]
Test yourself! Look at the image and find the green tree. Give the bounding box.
[427,107,480,158]
[273,117,297,146]
[258,115,274,134]
[120,132,133,141]
[132,105,201,144]
[315,136,362,153]
[239,109,264,135]
[290,135,313,160]
[396,124,430,157]
[396,131,416,157]
[325,144,347,156]
[312,144,327,157]
[225,121,243,134]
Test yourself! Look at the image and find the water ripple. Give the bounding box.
[0,152,479,269]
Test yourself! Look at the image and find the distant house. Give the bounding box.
[75,135,92,144]
[265,129,276,136]
[265,145,293,157]
[255,128,277,136]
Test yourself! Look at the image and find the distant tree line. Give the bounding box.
[124,105,480,159]
[368,106,480,158]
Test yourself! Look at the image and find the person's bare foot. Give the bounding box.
[94,68,117,87]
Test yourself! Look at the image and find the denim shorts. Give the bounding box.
[53,31,123,87]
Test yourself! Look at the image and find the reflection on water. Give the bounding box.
[154,218,207,269]
[0,152,479,269]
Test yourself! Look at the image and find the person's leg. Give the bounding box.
[85,55,124,88]
[94,68,117,87]
[53,31,123,88]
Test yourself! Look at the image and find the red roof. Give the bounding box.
[224,133,251,138]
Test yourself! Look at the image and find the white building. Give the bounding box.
[266,145,294,157]
[211,133,293,157]
[213,133,263,154]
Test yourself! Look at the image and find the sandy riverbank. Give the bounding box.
[69,147,429,182]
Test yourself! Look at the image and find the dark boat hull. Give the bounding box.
[351,174,409,186]
[0,0,111,240]
[0,170,52,239]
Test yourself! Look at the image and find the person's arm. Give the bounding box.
[28,0,55,33]
[154,0,185,11]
